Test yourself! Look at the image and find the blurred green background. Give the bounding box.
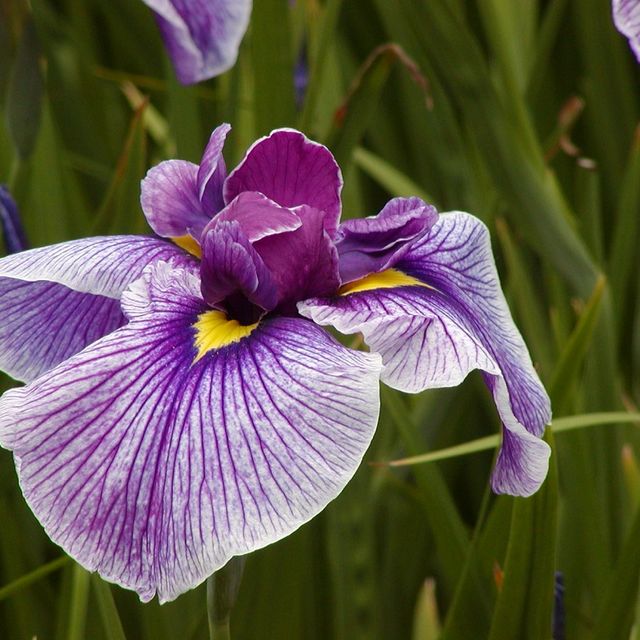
[1,0,640,638]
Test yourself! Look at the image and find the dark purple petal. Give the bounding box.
[141,160,210,239]
[0,262,381,602]
[613,0,640,61]
[0,235,193,298]
[211,191,301,242]
[299,212,551,497]
[142,0,252,84]
[224,129,343,237]
[254,205,340,310]
[197,123,231,214]
[0,279,124,383]
[336,197,437,283]
[0,185,28,253]
[200,220,278,314]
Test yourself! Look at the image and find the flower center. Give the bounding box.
[193,310,258,361]
[339,268,432,295]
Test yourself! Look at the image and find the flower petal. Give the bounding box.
[200,220,278,313]
[142,0,252,84]
[224,129,343,237]
[0,263,381,603]
[336,197,437,283]
[211,192,302,243]
[141,160,210,238]
[613,0,640,61]
[0,237,188,382]
[0,280,124,383]
[299,212,551,496]
[254,205,340,310]
[0,235,191,298]
[197,123,231,214]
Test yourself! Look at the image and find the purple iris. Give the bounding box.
[142,0,252,84]
[0,125,550,602]
[613,0,640,61]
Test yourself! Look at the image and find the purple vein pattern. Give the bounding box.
[0,124,550,602]
[300,213,552,496]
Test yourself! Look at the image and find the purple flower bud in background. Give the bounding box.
[294,41,309,110]
[141,0,252,84]
[613,0,640,61]
[553,572,565,640]
[0,185,28,254]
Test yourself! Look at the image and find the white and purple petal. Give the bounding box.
[0,263,381,602]
[142,0,252,84]
[613,0,640,62]
[300,211,551,496]
[0,235,191,297]
[224,129,343,237]
[0,236,192,381]
[0,281,124,382]
[336,197,437,283]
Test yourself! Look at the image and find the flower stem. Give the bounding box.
[207,557,245,640]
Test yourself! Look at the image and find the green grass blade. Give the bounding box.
[67,563,91,640]
[6,17,43,161]
[0,556,68,602]
[487,431,558,640]
[592,503,640,639]
[298,0,343,134]
[250,0,296,134]
[353,146,436,204]
[382,388,475,604]
[93,576,127,640]
[386,413,640,467]
[548,274,607,411]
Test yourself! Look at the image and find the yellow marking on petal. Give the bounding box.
[193,310,258,361]
[339,268,432,295]
[172,234,202,258]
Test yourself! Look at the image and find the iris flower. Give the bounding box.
[613,0,640,61]
[142,0,252,84]
[0,125,550,602]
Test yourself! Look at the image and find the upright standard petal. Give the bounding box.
[0,263,382,602]
[254,205,340,310]
[0,236,191,382]
[336,197,437,283]
[197,123,231,214]
[141,160,209,238]
[300,212,551,496]
[613,0,640,61]
[142,0,252,84]
[224,129,343,237]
